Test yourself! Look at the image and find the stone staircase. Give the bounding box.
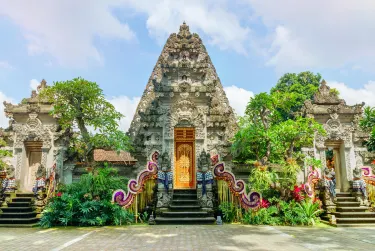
[0,193,39,227]
[332,192,375,227]
[155,189,216,224]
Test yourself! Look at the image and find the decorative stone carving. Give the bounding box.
[156,152,173,208]
[314,80,344,104]
[352,167,369,206]
[197,149,214,209]
[1,165,17,193]
[320,167,336,206]
[32,164,46,194]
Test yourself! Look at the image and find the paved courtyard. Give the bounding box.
[0,224,375,251]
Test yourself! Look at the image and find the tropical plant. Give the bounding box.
[243,206,280,225]
[0,137,12,170]
[249,166,274,193]
[360,106,375,152]
[305,158,322,170]
[295,200,323,226]
[39,166,133,228]
[219,202,242,223]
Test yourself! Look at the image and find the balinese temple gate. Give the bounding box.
[112,22,260,223]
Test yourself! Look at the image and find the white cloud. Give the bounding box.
[327,81,375,107]
[30,79,39,91]
[123,0,250,54]
[0,1,136,67]
[0,0,250,64]
[0,61,14,70]
[108,95,140,131]
[247,0,375,73]
[0,91,15,128]
[224,85,254,116]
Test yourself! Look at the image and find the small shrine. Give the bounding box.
[302,80,372,192]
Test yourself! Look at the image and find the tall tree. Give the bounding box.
[0,136,12,171]
[271,71,322,119]
[232,73,326,193]
[232,92,324,164]
[39,77,131,163]
[360,106,375,152]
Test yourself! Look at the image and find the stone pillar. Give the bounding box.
[14,148,23,180]
[318,148,326,167]
[62,163,76,184]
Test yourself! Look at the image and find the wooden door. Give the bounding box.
[174,128,195,189]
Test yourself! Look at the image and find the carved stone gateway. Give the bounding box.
[128,22,238,208]
[1,80,68,192]
[302,80,370,192]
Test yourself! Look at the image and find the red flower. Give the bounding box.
[57,192,62,197]
[371,159,375,165]
[293,184,305,202]
[260,198,270,208]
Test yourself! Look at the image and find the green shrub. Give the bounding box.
[242,198,322,226]
[39,166,134,228]
[219,202,243,223]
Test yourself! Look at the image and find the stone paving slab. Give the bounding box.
[0,224,374,251]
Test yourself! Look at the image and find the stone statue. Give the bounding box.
[1,165,16,193]
[197,149,214,209]
[156,152,172,208]
[32,164,46,194]
[33,166,47,215]
[320,166,336,206]
[352,167,369,206]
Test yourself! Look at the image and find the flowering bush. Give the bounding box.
[292,184,305,202]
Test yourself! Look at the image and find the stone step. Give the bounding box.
[334,212,375,218]
[336,192,352,197]
[336,223,375,227]
[16,193,34,198]
[0,212,37,219]
[173,190,197,196]
[0,223,38,228]
[0,207,34,213]
[161,211,209,218]
[173,194,197,200]
[336,197,356,202]
[0,217,39,224]
[336,201,361,207]
[11,197,33,202]
[6,202,31,207]
[336,218,375,224]
[169,204,201,211]
[336,207,368,212]
[155,216,216,225]
[171,199,199,205]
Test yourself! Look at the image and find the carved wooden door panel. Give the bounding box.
[174,128,195,189]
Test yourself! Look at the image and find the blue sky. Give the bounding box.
[1,1,375,130]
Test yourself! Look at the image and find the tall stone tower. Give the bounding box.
[128,22,237,189]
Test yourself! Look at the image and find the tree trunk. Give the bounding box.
[76,117,93,162]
